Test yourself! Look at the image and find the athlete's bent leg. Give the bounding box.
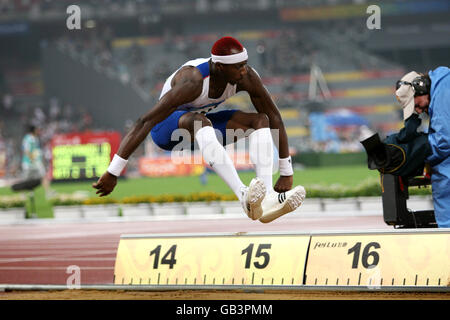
[180,112,265,220]
[225,111,306,223]
[226,111,274,193]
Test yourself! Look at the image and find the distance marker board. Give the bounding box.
[114,233,310,286]
[114,230,450,287]
[306,231,449,286]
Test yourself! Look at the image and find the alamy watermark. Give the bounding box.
[168,121,279,167]
[66,5,81,30]
[66,265,81,289]
[366,5,381,30]
[365,264,382,289]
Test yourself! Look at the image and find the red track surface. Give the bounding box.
[0,215,389,285]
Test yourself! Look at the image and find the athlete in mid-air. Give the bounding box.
[93,36,306,223]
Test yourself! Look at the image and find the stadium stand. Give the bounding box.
[50,23,407,154]
[1,0,449,175]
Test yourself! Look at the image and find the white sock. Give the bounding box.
[195,126,246,201]
[249,127,274,194]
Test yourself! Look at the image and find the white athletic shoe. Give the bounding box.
[259,186,306,223]
[240,178,266,220]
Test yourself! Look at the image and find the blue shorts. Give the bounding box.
[150,109,238,151]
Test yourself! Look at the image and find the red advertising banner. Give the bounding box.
[139,156,205,177]
[50,131,121,181]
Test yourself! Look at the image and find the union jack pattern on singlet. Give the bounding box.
[159,58,238,114]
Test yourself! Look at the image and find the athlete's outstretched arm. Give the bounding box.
[92,67,203,197]
[238,67,293,192]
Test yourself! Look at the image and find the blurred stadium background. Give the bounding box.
[0,0,448,210]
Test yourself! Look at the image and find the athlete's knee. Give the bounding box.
[191,114,212,134]
[252,113,270,129]
[179,112,212,134]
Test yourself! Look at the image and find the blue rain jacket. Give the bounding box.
[427,66,450,228]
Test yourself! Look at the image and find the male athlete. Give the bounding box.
[93,36,306,223]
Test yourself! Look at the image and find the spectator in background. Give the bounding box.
[80,108,93,131]
[49,97,61,121]
[2,93,13,111]
[256,39,267,71]
[21,125,52,199]
[32,106,46,127]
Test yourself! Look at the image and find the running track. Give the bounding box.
[0,214,389,285]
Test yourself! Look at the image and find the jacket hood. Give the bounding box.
[429,66,450,96]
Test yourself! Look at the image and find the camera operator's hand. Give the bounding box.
[415,105,429,115]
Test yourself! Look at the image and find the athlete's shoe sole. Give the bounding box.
[259,186,306,223]
[246,178,266,220]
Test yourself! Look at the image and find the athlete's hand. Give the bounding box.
[92,171,117,197]
[274,175,293,193]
